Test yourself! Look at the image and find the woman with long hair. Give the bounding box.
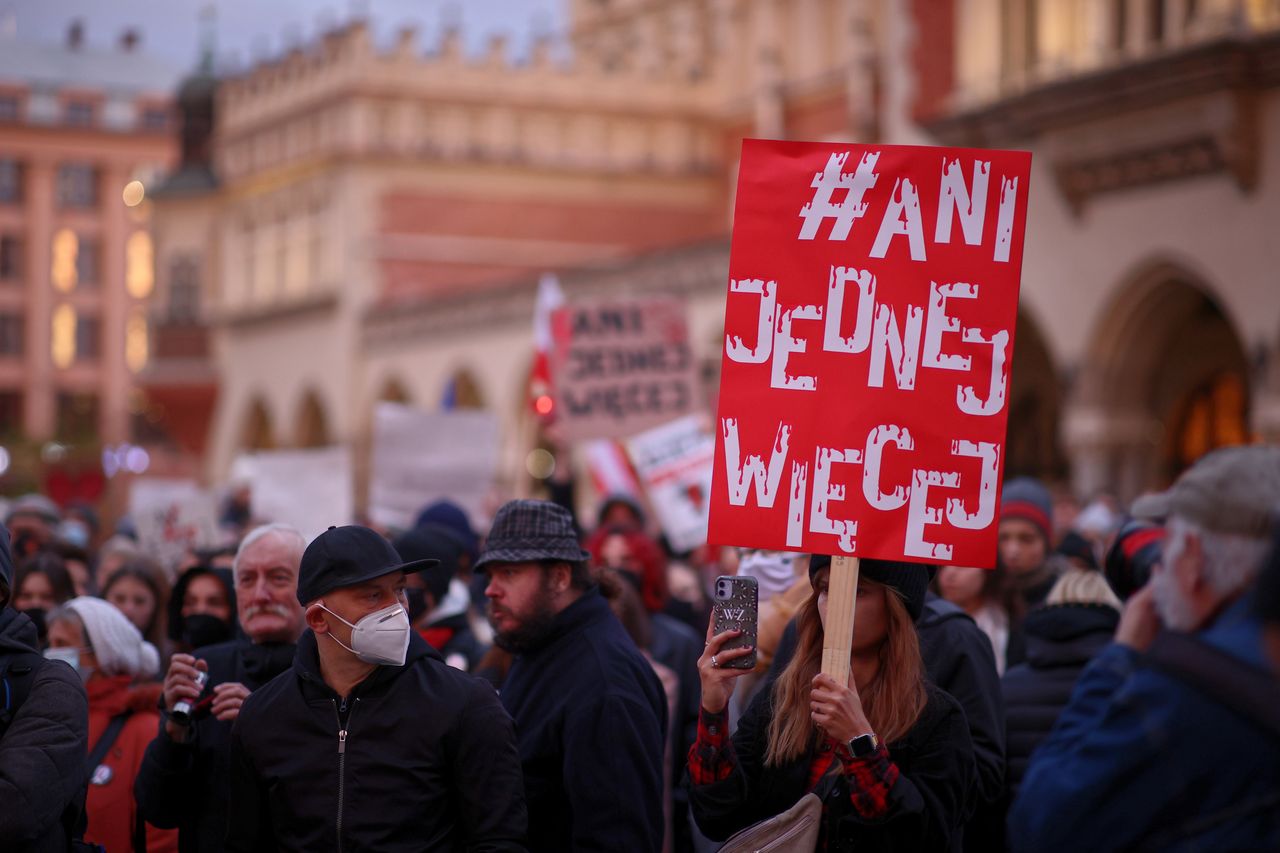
[689,556,975,852]
[935,558,1024,674]
[102,556,171,672]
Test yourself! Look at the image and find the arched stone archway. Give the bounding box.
[1066,261,1250,500]
[442,368,485,410]
[378,376,412,404]
[295,390,331,448]
[241,397,276,451]
[1005,310,1066,482]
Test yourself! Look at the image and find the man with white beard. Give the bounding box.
[1008,446,1280,853]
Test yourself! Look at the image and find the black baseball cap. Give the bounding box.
[297,525,438,605]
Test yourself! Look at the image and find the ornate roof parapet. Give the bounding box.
[213,15,725,183]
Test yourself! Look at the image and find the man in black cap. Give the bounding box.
[0,521,90,851]
[480,499,667,853]
[226,524,527,851]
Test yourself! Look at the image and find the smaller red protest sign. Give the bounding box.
[550,297,699,442]
[708,139,1033,567]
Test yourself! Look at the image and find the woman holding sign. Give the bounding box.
[688,556,974,852]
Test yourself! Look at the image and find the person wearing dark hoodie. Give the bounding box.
[135,524,306,853]
[226,525,527,851]
[167,565,237,654]
[0,522,90,852]
[393,522,486,670]
[1000,567,1121,796]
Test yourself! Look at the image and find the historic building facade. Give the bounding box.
[175,0,1279,511]
[0,23,179,498]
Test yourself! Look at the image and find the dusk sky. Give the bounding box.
[2,0,566,72]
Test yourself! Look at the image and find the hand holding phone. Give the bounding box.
[711,575,759,671]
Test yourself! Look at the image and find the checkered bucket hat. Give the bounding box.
[476,499,591,570]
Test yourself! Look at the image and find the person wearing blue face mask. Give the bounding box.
[0,522,90,851]
[226,524,528,852]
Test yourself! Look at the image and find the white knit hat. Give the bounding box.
[65,596,161,678]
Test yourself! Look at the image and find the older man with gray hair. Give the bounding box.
[1009,445,1280,852]
[135,523,307,853]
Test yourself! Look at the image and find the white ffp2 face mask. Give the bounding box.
[318,602,411,666]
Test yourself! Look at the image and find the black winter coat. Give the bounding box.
[1000,604,1117,794]
[688,681,975,853]
[226,630,527,851]
[134,639,295,853]
[771,595,1004,851]
[500,588,668,853]
[0,607,89,852]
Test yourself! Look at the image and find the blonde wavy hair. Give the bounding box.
[764,569,926,767]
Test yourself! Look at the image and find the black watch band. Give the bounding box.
[847,732,879,757]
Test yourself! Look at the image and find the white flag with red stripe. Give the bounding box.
[530,272,564,415]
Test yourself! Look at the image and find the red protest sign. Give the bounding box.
[708,139,1032,567]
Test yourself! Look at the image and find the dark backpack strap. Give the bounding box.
[1143,630,1280,740]
[86,713,131,775]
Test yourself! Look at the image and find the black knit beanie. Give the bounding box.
[807,554,931,621]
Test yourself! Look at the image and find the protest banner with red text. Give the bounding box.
[708,140,1032,567]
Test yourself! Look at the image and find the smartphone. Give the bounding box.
[712,575,759,670]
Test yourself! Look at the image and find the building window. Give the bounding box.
[0,314,23,356]
[0,235,21,280]
[0,391,22,436]
[56,163,98,208]
[1146,0,1166,44]
[0,159,22,204]
[55,392,98,442]
[141,108,168,131]
[0,95,19,123]
[125,306,148,372]
[65,100,96,127]
[1111,0,1129,52]
[51,229,78,292]
[126,231,153,298]
[51,304,76,368]
[74,314,100,362]
[76,237,100,288]
[168,256,201,322]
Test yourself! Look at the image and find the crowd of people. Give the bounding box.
[1,443,1279,851]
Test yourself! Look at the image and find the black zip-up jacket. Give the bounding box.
[134,638,295,853]
[225,629,527,852]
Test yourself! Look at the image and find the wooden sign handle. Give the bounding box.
[820,555,860,686]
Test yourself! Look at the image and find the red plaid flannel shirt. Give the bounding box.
[688,707,900,819]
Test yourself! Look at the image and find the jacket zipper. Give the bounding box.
[334,697,358,853]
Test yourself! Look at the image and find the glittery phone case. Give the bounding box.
[712,575,759,670]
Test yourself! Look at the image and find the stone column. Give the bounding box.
[1252,342,1280,443]
[1063,404,1163,502]
[100,164,129,446]
[23,161,55,441]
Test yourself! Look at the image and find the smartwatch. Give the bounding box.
[847,732,879,757]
